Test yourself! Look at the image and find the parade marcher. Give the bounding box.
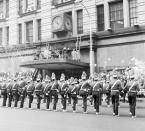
[50,73,59,111]
[103,79,111,107]
[6,79,13,107]
[18,77,27,108]
[123,75,140,118]
[108,74,122,116]
[58,73,69,112]
[35,77,43,109]
[12,78,20,107]
[70,78,79,113]
[91,73,103,115]
[43,76,52,110]
[79,71,91,113]
[1,78,7,106]
[67,77,74,104]
[26,78,35,108]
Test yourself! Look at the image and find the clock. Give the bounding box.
[52,16,63,32]
[64,15,72,31]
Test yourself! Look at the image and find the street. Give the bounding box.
[0,98,145,131]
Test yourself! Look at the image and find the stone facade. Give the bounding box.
[0,0,145,74]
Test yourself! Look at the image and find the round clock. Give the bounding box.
[65,16,72,31]
[52,16,63,31]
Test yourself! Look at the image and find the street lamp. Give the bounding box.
[75,0,95,77]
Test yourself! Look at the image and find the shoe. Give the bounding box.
[132,116,135,118]
[107,105,110,108]
[94,109,96,112]
[113,113,115,116]
[53,109,57,112]
[129,112,132,115]
[96,112,100,115]
[116,114,120,117]
[73,110,76,113]
[83,111,87,114]
[63,110,67,112]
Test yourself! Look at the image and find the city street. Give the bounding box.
[0,98,145,131]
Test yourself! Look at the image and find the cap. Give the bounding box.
[60,73,65,81]
[51,73,56,80]
[113,74,117,78]
[130,75,135,79]
[81,71,87,80]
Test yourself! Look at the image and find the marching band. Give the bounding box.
[0,70,142,118]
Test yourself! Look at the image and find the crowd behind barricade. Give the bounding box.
[0,68,144,118]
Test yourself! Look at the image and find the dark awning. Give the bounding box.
[20,58,89,70]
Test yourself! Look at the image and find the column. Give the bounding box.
[123,0,130,27]
[33,19,37,43]
[104,1,110,30]
[34,0,37,10]
[22,22,26,44]
[72,4,77,35]
[2,27,6,46]
[3,0,6,18]
[23,0,26,13]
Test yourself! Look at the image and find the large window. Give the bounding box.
[37,0,41,9]
[26,21,33,43]
[129,0,137,26]
[37,19,41,41]
[109,1,124,30]
[0,28,2,45]
[77,10,83,34]
[6,26,9,45]
[97,5,104,31]
[6,0,9,18]
[19,0,23,13]
[0,1,3,15]
[18,24,22,44]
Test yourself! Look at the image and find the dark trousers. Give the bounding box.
[2,94,7,106]
[28,95,33,108]
[20,95,25,108]
[8,94,13,107]
[36,95,42,109]
[61,95,67,110]
[71,94,77,111]
[106,92,111,105]
[82,95,88,112]
[111,94,119,115]
[46,95,51,109]
[123,93,127,103]
[67,93,71,104]
[93,95,100,112]
[128,95,136,116]
[13,94,20,107]
[52,94,58,110]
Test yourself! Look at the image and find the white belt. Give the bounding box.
[111,90,119,92]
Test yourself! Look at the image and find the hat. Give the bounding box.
[45,76,51,82]
[93,72,98,81]
[81,71,87,80]
[73,78,78,84]
[130,75,135,79]
[113,74,117,78]
[60,73,65,81]
[51,73,56,80]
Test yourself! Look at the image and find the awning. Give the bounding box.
[20,58,89,70]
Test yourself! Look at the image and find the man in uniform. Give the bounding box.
[1,78,7,106]
[79,71,91,113]
[58,73,68,112]
[26,78,35,108]
[109,74,122,116]
[91,73,103,115]
[123,75,140,118]
[18,76,27,108]
[12,77,20,108]
[43,76,52,110]
[70,78,79,113]
[35,77,43,109]
[50,73,59,111]
[6,78,13,107]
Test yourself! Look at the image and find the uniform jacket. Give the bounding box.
[109,79,122,92]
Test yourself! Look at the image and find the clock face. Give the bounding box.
[65,16,72,31]
[52,16,63,31]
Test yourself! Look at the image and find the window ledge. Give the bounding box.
[52,0,75,8]
[18,9,40,17]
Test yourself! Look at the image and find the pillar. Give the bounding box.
[104,1,110,30]
[123,0,130,27]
